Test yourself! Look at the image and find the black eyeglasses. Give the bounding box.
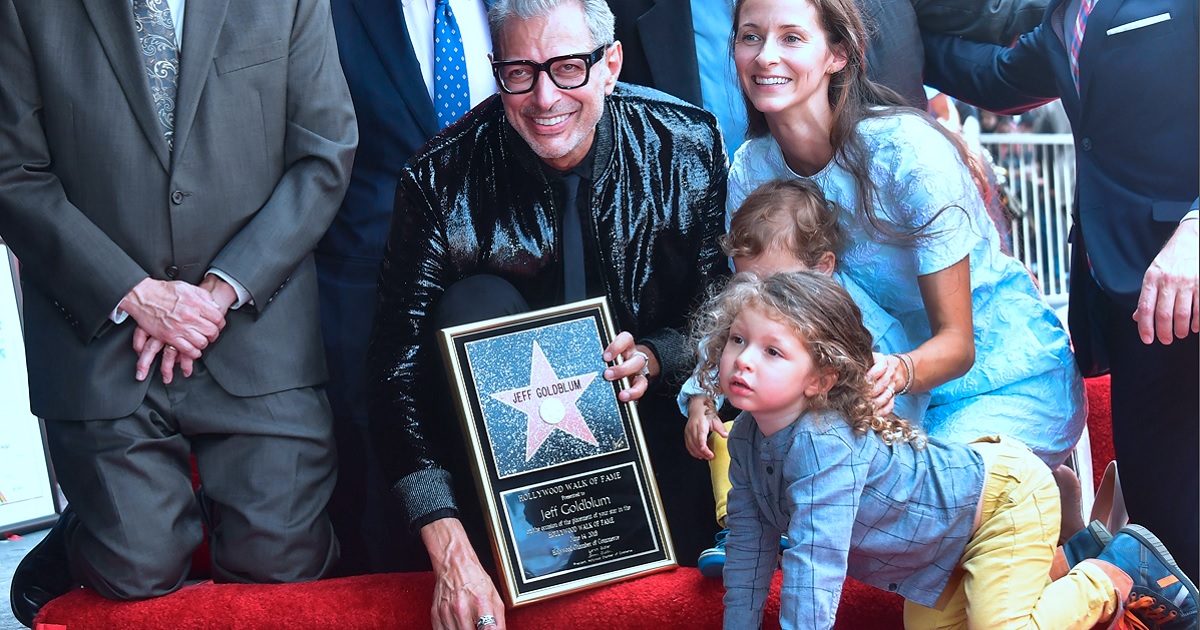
[491,45,608,95]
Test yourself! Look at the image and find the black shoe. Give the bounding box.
[10,507,77,628]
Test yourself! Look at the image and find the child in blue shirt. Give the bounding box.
[692,271,1196,630]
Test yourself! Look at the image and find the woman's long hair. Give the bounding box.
[732,0,995,243]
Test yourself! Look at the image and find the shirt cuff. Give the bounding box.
[206,268,252,309]
[109,305,129,324]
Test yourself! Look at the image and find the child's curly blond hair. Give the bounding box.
[691,271,923,445]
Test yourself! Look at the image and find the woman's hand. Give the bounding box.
[684,395,727,460]
[866,352,899,416]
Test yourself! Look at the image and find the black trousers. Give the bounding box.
[317,253,420,575]
[1093,278,1199,581]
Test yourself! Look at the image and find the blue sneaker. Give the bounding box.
[1063,520,1114,567]
[697,529,727,578]
[1097,525,1199,629]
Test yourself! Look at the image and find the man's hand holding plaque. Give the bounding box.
[602,331,658,403]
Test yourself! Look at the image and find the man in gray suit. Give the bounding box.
[0,0,357,625]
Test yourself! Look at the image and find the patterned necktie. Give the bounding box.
[434,0,470,129]
[132,0,180,150]
[1069,0,1097,93]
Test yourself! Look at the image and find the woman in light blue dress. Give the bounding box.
[726,0,1085,468]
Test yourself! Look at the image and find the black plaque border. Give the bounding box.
[439,298,677,607]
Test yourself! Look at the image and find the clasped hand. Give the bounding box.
[121,276,236,382]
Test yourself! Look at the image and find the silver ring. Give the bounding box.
[476,615,497,629]
[886,384,896,397]
[630,350,651,377]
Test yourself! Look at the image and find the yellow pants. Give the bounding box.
[903,437,1119,629]
[708,421,734,527]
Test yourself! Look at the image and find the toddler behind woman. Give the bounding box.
[692,271,1197,629]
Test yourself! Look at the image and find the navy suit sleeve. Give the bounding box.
[913,0,1048,45]
[922,26,1061,115]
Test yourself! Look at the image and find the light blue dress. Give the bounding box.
[727,112,1086,467]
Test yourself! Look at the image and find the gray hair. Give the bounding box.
[488,0,615,58]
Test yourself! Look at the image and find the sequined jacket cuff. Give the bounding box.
[393,468,458,532]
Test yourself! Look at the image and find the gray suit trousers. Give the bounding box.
[45,361,339,599]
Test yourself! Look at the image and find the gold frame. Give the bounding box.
[438,297,676,606]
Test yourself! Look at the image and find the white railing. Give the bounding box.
[979,133,1076,307]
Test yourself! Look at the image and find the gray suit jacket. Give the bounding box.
[0,0,357,420]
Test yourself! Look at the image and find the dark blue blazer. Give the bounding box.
[320,0,445,421]
[326,0,439,263]
[924,0,1199,372]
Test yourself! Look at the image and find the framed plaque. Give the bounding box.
[0,247,60,534]
[439,297,676,606]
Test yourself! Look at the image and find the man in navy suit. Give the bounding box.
[324,0,496,575]
[924,0,1198,580]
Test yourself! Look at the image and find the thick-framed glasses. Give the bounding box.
[491,45,608,95]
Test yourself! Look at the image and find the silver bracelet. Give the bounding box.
[630,350,652,377]
[895,352,915,396]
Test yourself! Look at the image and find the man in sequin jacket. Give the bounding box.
[367,0,727,626]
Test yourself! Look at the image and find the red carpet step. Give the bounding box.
[34,570,900,629]
[34,377,1113,629]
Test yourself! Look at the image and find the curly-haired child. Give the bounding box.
[693,271,1196,629]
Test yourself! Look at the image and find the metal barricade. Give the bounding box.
[979,132,1076,307]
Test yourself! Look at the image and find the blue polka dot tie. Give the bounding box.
[434,0,469,129]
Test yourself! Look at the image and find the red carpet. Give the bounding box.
[1083,375,1114,489]
[34,571,899,629]
[34,377,1113,629]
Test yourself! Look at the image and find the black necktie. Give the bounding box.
[560,173,586,302]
